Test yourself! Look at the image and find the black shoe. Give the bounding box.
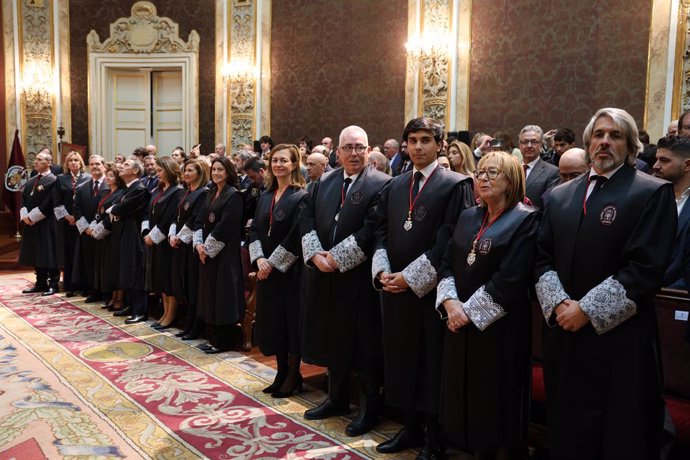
[181,334,200,341]
[175,331,187,338]
[196,343,213,351]
[376,428,425,454]
[113,307,133,317]
[272,374,303,398]
[65,291,77,298]
[42,287,58,296]
[22,286,47,294]
[263,372,288,394]
[124,315,147,324]
[346,409,379,437]
[416,442,446,460]
[101,302,113,310]
[304,399,350,420]
[150,322,161,328]
[204,346,228,354]
[85,294,102,303]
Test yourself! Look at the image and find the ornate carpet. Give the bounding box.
[0,276,415,459]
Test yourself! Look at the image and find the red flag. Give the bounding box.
[2,130,27,224]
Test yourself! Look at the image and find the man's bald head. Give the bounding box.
[559,148,589,183]
[306,152,328,181]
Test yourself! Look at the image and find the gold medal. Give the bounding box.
[404,210,413,231]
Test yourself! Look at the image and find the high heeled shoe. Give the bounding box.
[262,372,287,394]
[271,374,303,398]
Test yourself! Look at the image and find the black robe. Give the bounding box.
[534,165,677,460]
[110,180,149,291]
[52,172,91,268]
[438,203,539,450]
[193,185,245,326]
[372,166,474,414]
[19,172,58,269]
[72,178,109,288]
[171,187,208,305]
[143,185,184,295]
[249,186,308,356]
[299,166,390,370]
[93,189,125,293]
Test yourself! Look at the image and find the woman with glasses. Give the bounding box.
[436,151,539,460]
[249,144,307,397]
[193,156,245,354]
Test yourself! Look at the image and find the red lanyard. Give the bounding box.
[98,190,115,210]
[176,190,191,220]
[31,174,42,194]
[152,188,165,208]
[408,166,439,214]
[71,174,78,197]
[582,176,599,215]
[269,189,278,228]
[474,208,505,244]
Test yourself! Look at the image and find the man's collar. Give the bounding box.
[125,178,139,188]
[524,157,540,169]
[589,162,624,179]
[412,160,439,177]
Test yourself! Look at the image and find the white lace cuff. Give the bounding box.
[192,229,203,247]
[249,240,264,264]
[106,205,114,215]
[372,248,391,281]
[28,207,46,223]
[435,277,459,319]
[76,217,89,234]
[20,207,28,220]
[402,254,438,298]
[203,235,226,258]
[579,276,637,335]
[168,223,177,238]
[536,270,570,325]
[93,222,110,239]
[302,230,324,264]
[268,245,299,273]
[177,225,193,244]
[330,234,367,272]
[149,226,166,244]
[464,285,507,331]
[53,205,68,220]
[141,220,150,235]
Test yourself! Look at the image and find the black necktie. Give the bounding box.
[92,180,98,197]
[342,177,352,198]
[412,171,423,200]
[587,175,607,204]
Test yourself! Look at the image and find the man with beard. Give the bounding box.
[535,108,677,460]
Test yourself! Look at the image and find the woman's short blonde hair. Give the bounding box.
[477,151,525,209]
[448,140,475,176]
[63,150,85,173]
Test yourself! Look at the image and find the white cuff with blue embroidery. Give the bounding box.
[141,220,150,235]
[463,285,507,331]
[301,230,324,264]
[268,245,298,273]
[204,235,226,258]
[28,207,46,223]
[192,229,203,247]
[53,205,68,220]
[330,234,367,272]
[76,217,89,234]
[168,223,177,238]
[92,222,111,239]
[249,240,264,264]
[371,248,391,281]
[177,225,193,244]
[402,253,438,298]
[435,276,459,319]
[148,226,166,244]
[579,276,637,335]
[535,270,570,326]
[20,207,28,220]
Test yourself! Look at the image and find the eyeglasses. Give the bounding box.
[474,167,503,180]
[339,144,367,154]
[271,157,292,165]
[519,140,542,146]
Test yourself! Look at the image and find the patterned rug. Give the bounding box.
[0,276,416,459]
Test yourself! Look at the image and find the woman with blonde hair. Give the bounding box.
[447,141,476,177]
[437,151,539,459]
[249,144,308,397]
[53,150,90,295]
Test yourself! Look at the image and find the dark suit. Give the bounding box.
[525,158,559,210]
[328,149,337,168]
[663,198,690,290]
[390,153,403,177]
[142,175,159,193]
[72,178,109,292]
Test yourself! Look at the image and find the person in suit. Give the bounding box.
[322,137,338,169]
[141,155,159,193]
[19,150,59,295]
[306,152,328,191]
[653,136,690,290]
[535,108,677,460]
[519,125,559,209]
[300,125,391,436]
[29,147,63,177]
[383,139,401,175]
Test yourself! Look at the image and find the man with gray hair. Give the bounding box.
[300,125,391,437]
[535,108,677,460]
[383,139,401,176]
[519,125,559,209]
[367,151,390,175]
[215,143,227,157]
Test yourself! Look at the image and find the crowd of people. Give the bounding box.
[16,107,690,460]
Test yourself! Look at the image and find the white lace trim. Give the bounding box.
[536,270,570,324]
[435,276,459,319]
[192,229,203,247]
[249,240,265,264]
[28,207,46,223]
[464,285,507,331]
[141,220,150,235]
[402,253,438,298]
[204,235,226,258]
[579,276,637,335]
[149,226,166,244]
[301,230,324,264]
[168,223,177,238]
[268,245,298,273]
[53,205,68,220]
[92,222,110,240]
[330,234,367,272]
[177,225,193,244]
[76,217,89,234]
[20,207,28,220]
[371,248,391,281]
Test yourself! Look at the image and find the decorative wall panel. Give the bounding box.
[270,0,408,146]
